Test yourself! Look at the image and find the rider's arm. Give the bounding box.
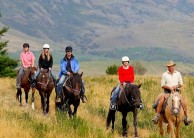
[60,60,67,75]
[31,52,35,67]
[50,55,53,68]
[20,52,26,68]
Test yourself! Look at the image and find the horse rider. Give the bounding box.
[16,43,35,89]
[31,44,56,87]
[110,56,144,110]
[56,46,87,103]
[152,60,193,126]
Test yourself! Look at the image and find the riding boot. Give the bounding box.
[184,116,193,126]
[56,94,61,103]
[80,91,87,103]
[181,97,193,126]
[80,85,87,103]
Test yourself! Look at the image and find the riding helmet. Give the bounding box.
[23,43,29,48]
[43,44,50,49]
[65,46,72,52]
[122,56,129,62]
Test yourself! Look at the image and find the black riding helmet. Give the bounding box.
[23,43,30,48]
[65,46,72,52]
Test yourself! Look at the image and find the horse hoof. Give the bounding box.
[122,132,127,137]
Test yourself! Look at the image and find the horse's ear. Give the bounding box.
[79,72,83,77]
[138,83,142,88]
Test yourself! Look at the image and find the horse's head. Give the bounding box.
[125,83,142,108]
[68,72,83,96]
[170,92,181,115]
[38,69,51,90]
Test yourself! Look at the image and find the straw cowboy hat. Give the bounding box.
[166,60,176,67]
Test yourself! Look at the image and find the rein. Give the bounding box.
[23,68,32,82]
[63,75,81,94]
[122,84,135,107]
[37,70,52,87]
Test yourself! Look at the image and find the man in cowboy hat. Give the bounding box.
[152,60,193,126]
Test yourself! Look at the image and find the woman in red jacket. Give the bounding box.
[110,56,143,110]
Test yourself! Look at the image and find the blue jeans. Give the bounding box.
[111,84,120,104]
[57,75,66,96]
[57,75,85,96]
[34,68,56,81]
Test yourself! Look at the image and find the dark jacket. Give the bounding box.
[38,54,53,69]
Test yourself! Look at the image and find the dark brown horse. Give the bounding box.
[106,83,142,138]
[16,67,36,109]
[35,69,54,114]
[56,72,83,118]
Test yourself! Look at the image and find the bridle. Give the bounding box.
[122,84,140,107]
[171,92,181,115]
[37,69,52,88]
[64,74,81,95]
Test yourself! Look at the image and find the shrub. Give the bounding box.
[131,61,147,75]
[106,64,119,75]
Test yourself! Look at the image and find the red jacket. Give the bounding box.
[118,66,134,83]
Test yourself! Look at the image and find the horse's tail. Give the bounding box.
[16,88,22,101]
[106,109,116,129]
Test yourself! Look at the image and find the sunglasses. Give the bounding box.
[66,50,72,53]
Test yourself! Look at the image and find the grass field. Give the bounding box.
[0,75,194,138]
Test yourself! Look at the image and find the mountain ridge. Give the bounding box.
[1,0,194,62]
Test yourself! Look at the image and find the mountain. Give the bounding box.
[1,0,194,63]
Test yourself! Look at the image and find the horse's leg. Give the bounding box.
[111,110,116,132]
[73,105,78,117]
[46,92,51,114]
[168,121,176,138]
[175,122,181,138]
[24,88,29,108]
[122,112,128,137]
[158,118,164,136]
[133,109,138,138]
[39,92,45,113]
[66,102,73,118]
[43,92,47,114]
[31,88,36,110]
[72,100,80,116]
[16,88,22,106]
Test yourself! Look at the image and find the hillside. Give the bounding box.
[1,0,194,63]
[0,76,194,137]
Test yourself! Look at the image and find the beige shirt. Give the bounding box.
[161,70,183,87]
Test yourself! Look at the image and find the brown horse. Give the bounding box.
[35,69,54,114]
[56,73,83,118]
[16,67,36,109]
[157,92,184,138]
[106,83,142,137]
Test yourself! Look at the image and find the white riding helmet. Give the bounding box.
[43,44,50,49]
[122,56,129,62]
